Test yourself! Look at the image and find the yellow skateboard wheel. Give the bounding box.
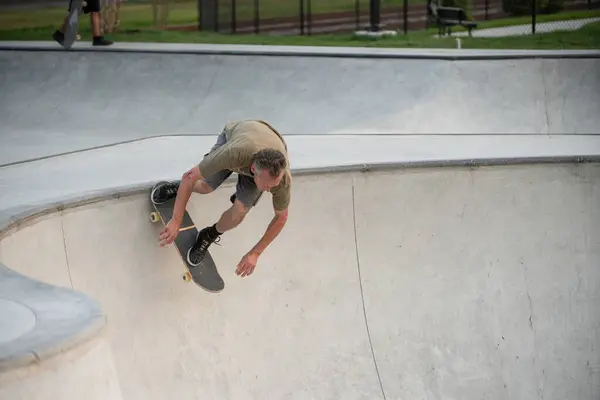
[149,212,160,223]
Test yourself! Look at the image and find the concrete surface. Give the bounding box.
[0,299,36,345]
[0,264,105,370]
[453,17,600,37]
[1,44,599,165]
[1,162,599,399]
[1,134,599,213]
[1,43,600,399]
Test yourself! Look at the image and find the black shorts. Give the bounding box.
[69,0,101,14]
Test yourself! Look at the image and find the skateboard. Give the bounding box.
[149,181,225,293]
[64,0,87,49]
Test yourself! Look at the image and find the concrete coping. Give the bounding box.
[2,153,600,237]
[1,41,600,60]
[2,152,600,236]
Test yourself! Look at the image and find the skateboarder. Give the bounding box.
[152,120,291,278]
[52,0,114,46]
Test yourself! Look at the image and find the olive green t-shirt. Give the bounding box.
[198,120,292,211]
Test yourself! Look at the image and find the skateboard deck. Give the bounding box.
[149,181,224,293]
[64,0,87,49]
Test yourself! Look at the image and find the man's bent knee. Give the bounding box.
[231,199,250,221]
[193,180,214,194]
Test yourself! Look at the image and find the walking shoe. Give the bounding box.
[52,30,65,45]
[187,227,220,266]
[151,181,180,204]
[93,36,114,46]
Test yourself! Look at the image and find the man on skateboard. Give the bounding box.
[152,120,291,278]
[52,0,114,47]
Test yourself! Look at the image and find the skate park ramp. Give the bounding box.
[1,46,600,166]
[1,161,600,399]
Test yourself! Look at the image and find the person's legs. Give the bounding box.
[186,174,263,266]
[87,0,114,45]
[215,174,263,233]
[52,0,113,46]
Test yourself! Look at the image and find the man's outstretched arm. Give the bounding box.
[172,166,203,223]
[159,165,203,246]
[236,207,288,277]
[251,208,288,256]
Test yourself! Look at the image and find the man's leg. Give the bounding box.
[217,174,263,232]
[151,126,231,204]
[214,200,247,234]
[87,0,114,45]
[187,175,263,266]
[151,168,231,204]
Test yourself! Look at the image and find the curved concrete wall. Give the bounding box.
[0,265,121,400]
[1,45,599,165]
[1,162,599,399]
[1,42,599,399]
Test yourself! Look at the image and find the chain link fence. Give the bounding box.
[190,0,599,36]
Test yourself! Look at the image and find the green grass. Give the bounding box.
[0,0,404,31]
[475,9,600,28]
[431,8,600,35]
[2,19,598,50]
[1,0,597,32]
[0,0,598,50]
[462,20,600,48]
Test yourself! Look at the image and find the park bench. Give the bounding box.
[431,5,478,37]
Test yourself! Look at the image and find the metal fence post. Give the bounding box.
[231,0,236,33]
[403,0,408,33]
[197,0,202,30]
[531,0,536,34]
[254,0,260,33]
[300,0,305,35]
[369,0,381,31]
[307,0,312,35]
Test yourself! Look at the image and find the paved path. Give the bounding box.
[453,17,600,37]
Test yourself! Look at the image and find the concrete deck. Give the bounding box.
[0,42,599,399]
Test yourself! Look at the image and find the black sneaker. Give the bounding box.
[53,30,65,45]
[187,227,220,266]
[151,181,180,204]
[93,36,114,46]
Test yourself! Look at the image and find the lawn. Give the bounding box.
[1,0,598,31]
[0,0,393,30]
[0,0,598,50]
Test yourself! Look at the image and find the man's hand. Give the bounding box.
[159,218,181,246]
[236,251,260,277]
[234,208,288,278]
[158,165,203,247]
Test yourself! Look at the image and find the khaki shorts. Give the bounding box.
[202,126,263,208]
